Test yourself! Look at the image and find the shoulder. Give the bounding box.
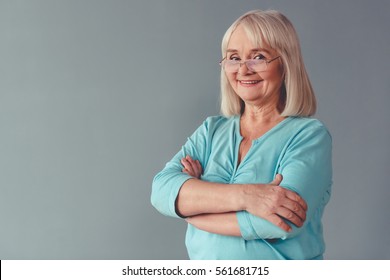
[279,117,332,150]
[202,115,236,131]
[287,117,331,139]
[189,115,235,139]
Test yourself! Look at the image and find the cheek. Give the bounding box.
[269,64,285,82]
[226,73,237,88]
[262,70,284,85]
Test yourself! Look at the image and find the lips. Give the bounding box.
[238,80,262,86]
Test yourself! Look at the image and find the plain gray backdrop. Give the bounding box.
[1,0,389,259]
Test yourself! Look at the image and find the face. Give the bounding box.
[224,24,284,107]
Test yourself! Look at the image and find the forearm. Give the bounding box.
[176,178,245,217]
[186,212,241,237]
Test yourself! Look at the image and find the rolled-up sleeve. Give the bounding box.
[237,123,333,240]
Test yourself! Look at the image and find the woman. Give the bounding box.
[151,10,332,260]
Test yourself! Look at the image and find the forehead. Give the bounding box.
[227,24,273,54]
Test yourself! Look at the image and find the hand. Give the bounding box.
[181,155,202,179]
[242,174,308,232]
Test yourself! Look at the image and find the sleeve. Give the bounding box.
[237,123,333,240]
[151,117,213,218]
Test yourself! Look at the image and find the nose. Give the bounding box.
[238,61,252,75]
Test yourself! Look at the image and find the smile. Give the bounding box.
[239,80,262,85]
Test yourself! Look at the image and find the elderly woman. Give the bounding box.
[151,10,332,260]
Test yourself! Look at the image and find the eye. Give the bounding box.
[229,55,240,61]
[253,54,266,60]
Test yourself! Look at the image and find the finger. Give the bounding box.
[183,167,198,178]
[269,174,283,185]
[181,158,194,175]
[284,190,308,211]
[186,156,200,173]
[182,168,190,175]
[185,156,202,177]
[267,214,292,232]
[276,206,304,228]
[195,160,202,174]
[281,199,307,222]
[185,155,196,164]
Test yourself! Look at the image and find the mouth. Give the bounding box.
[238,80,263,86]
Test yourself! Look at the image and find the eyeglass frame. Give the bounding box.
[219,55,281,73]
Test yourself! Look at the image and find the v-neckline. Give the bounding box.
[234,115,292,169]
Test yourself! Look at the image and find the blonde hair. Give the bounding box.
[220,10,316,117]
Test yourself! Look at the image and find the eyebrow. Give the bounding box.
[226,48,271,55]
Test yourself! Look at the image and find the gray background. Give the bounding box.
[0,0,389,259]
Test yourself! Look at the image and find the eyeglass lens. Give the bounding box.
[223,60,267,73]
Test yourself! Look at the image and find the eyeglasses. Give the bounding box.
[219,56,280,73]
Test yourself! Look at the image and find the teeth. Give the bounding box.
[240,80,260,84]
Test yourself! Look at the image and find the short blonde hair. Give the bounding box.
[220,10,316,117]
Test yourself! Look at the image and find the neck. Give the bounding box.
[239,103,285,141]
[242,103,283,124]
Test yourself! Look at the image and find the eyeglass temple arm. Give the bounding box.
[219,57,227,65]
[266,56,281,64]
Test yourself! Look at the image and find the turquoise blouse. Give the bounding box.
[151,115,332,259]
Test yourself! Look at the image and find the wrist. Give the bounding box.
[237,184,252,211]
